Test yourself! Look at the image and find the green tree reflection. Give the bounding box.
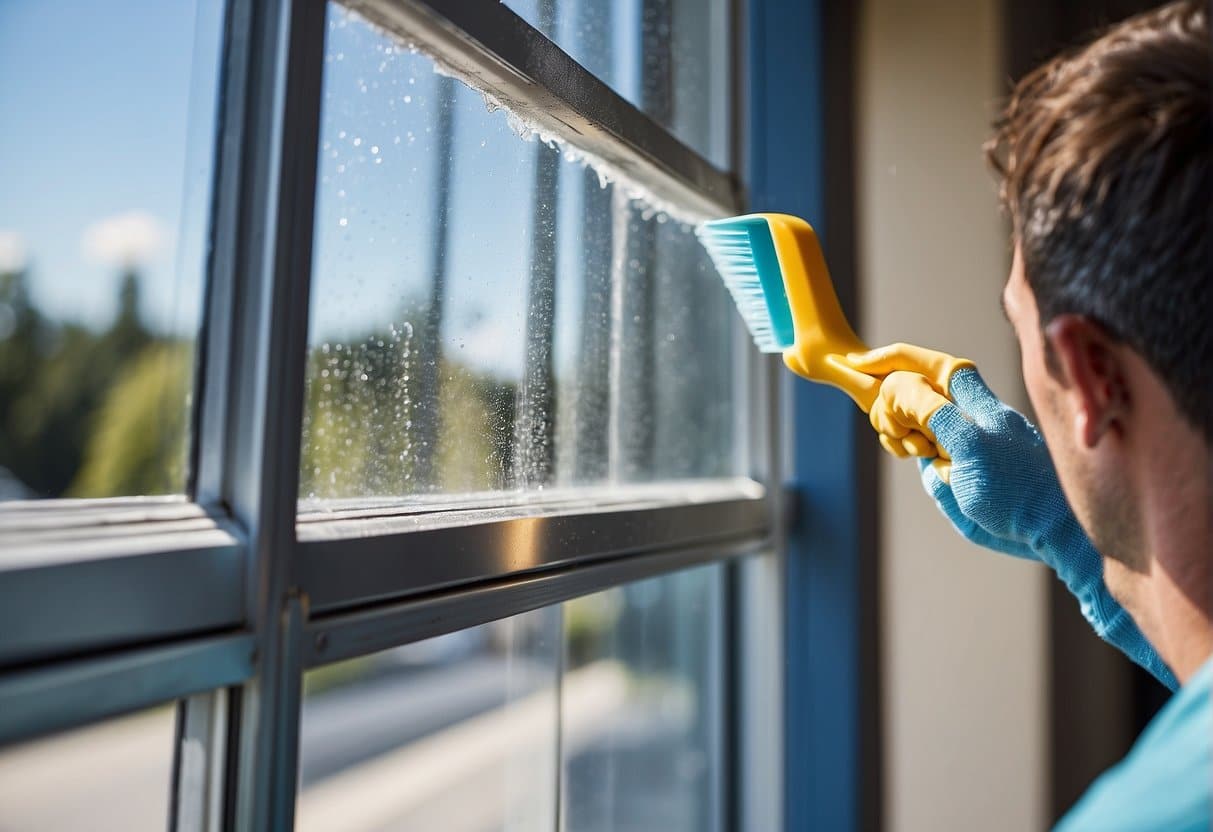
[0,266,174,498]
[0,265,521,501]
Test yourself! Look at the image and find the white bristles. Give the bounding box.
[696,225,784,353]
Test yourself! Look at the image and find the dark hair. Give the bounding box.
[987,0,1211,441]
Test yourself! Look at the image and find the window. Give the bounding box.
[0,1,782,830]
[302,4,741,502]
[503,0,732,167]
[562,564,725,832]
[0,0,223,499]
[296,563,723,832]
[297,608,560,830]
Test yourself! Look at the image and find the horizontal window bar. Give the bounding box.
[0,500,245,667]
[297,479,765,526]
[344,0,743,220]
[306,539,763,667]
[298,479,770,612]
[0,632,254,748]
[0,495,205,530]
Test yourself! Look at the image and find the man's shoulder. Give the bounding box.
[1055,658,1212,832]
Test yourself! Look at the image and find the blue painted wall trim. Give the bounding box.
[747,1,877,830]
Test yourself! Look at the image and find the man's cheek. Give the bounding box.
[1019,344,1049,426]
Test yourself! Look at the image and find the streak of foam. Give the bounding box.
[479,86,698,227]
[351,7,707,230]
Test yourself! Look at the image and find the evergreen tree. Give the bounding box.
[0,268,158,497]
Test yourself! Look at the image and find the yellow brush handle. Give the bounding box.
[760,214,879,410]
[759,213,975,464]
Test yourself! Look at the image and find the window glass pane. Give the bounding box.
[296,608,560,831]
[300,5,742,505]
[562,563,724,832]
[0,704,176,831]
[503,0,732,169]
[0,1,222,499]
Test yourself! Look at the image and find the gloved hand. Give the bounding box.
[864,370,953,466]
[848,349,1178,690]
[841,342,974,465]
[845,341,975,395]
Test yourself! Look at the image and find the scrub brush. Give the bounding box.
[697,212,960,459]
[696,213,879,409]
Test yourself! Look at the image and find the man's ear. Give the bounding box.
[1043,315,1129,448]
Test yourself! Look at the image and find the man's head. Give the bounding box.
[988,1,1210,589]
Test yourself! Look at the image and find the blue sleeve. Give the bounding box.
[923,368,1177,691]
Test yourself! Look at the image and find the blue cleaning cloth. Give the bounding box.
[1054,655,1212,831]
[920,367,1178,691]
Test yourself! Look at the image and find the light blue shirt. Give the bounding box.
[914,367,1209,828]
[1056,655,1212,831]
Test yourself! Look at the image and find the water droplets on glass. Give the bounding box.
[299,4,743,507]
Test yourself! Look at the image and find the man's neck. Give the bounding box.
[1131,439,1213,685]
[1144,564,1213,685]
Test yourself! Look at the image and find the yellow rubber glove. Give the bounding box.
[844,344,976,478]
[843,342,974,398]
[866,370,954,478]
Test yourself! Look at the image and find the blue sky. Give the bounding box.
[0,0,716,383]
[0,0,642,346]
[306,2,656,380]
[309,4,615,380]
[0,0,223,334]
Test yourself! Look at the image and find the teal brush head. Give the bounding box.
[699,213,885,414]
[696,215,795,354]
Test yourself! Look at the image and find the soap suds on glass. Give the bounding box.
[343,4,702,227]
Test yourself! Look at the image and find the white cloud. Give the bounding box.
[81,211,165,270]
[455,316,524,378]
[0,231,27,275]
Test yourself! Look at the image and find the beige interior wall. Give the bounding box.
[856,1,1048,830]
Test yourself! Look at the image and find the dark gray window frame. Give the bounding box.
[0,1,785,830]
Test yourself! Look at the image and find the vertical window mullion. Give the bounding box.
[186,0,327,829]
[173,691,230,832]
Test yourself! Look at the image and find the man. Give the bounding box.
[847,2,1211,828]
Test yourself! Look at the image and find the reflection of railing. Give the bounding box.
[412,74,459,489]
[609,0,674,482]
[513,0,559,491]
[569,2,613,485]
[573,169,613,483]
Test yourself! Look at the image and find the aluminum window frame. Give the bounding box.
[0,1,786,830]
